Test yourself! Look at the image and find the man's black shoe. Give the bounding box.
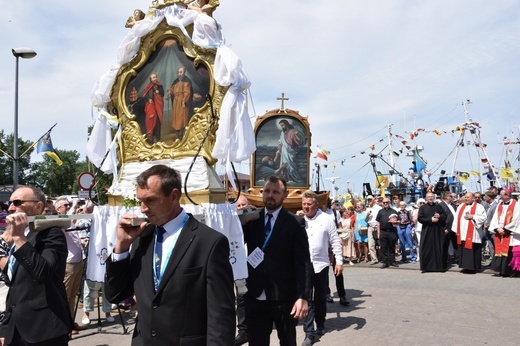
[326,295,334,303]
[339,297,350,306]
[390,262,400,267]
[235,332,248,345]
[380,263,389,269]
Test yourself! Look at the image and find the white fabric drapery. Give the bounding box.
[107,157,211,197]
[88,5,255,179]
[86,203,247,283]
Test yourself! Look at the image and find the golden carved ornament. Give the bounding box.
[109,20,228,165]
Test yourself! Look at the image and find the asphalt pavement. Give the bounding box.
[70,259,519,345]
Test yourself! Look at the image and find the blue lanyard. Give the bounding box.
[153,214,189,291]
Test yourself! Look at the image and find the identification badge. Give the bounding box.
[247,247,264,268]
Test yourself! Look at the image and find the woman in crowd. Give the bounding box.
[340,207,356,265]
[354,203,370,262]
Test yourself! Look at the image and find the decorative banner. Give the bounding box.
[375,175,389,189]
[37,132,63,166]
[316,147,329,161]
[414,150,427,174]
[458,171,470,182]
[501,167,514,179]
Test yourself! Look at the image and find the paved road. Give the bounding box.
[70,261,519,345]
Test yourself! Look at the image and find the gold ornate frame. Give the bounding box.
[108,20,227,165]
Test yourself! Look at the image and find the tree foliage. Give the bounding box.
[0,130,113,204]
[0,130,36,186]
[27,149,81,196]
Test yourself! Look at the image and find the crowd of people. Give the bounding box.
[331,186,520,278]
[0,172,518,346]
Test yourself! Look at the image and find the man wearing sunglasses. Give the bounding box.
[375,198,400,268]
[0,185,72,345]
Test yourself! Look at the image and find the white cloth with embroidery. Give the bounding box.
[86,203,247,283]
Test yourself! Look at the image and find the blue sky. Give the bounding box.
[1,1,519,196]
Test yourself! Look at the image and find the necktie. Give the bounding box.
[265,213,273,237]
[7,247,16,280]
[154,226,166,290]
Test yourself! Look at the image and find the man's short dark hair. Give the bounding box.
[264,175,287,193]
[136,165,182,197]
[485,190,497,199]
[441,191,452,200]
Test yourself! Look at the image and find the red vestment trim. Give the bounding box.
[456,202,478,250]
[495,200,516,257]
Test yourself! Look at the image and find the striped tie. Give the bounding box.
[265,213,273,237]
[154,226,166,290]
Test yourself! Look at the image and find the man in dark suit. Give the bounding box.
[439,191,457,264]
[104,164,235,346]
[1,185,72,345]
[242,175,312,346]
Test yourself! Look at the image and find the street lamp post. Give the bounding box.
[12,47,37,190]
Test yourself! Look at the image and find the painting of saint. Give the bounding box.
[253,116,309,188]
[126,38,210,144]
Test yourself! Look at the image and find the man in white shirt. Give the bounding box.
[301,191,343,346]
[365,195,381,265]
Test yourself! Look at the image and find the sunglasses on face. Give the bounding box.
[382,201,389,204]
[57,204,71,208]
[9,199,39,207]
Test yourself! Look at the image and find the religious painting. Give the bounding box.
[125,38,210,145]
[252,113,310,188]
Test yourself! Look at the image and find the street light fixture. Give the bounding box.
[12,47,37,190]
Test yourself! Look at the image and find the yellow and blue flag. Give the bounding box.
[37,132,63,166]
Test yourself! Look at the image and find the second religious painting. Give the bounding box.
[126,38,210,145]
[253,112,310,188]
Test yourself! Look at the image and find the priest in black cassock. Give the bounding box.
[418,192,448,272]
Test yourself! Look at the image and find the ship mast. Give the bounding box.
[450,99,501,191]
[387,124,398,186]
